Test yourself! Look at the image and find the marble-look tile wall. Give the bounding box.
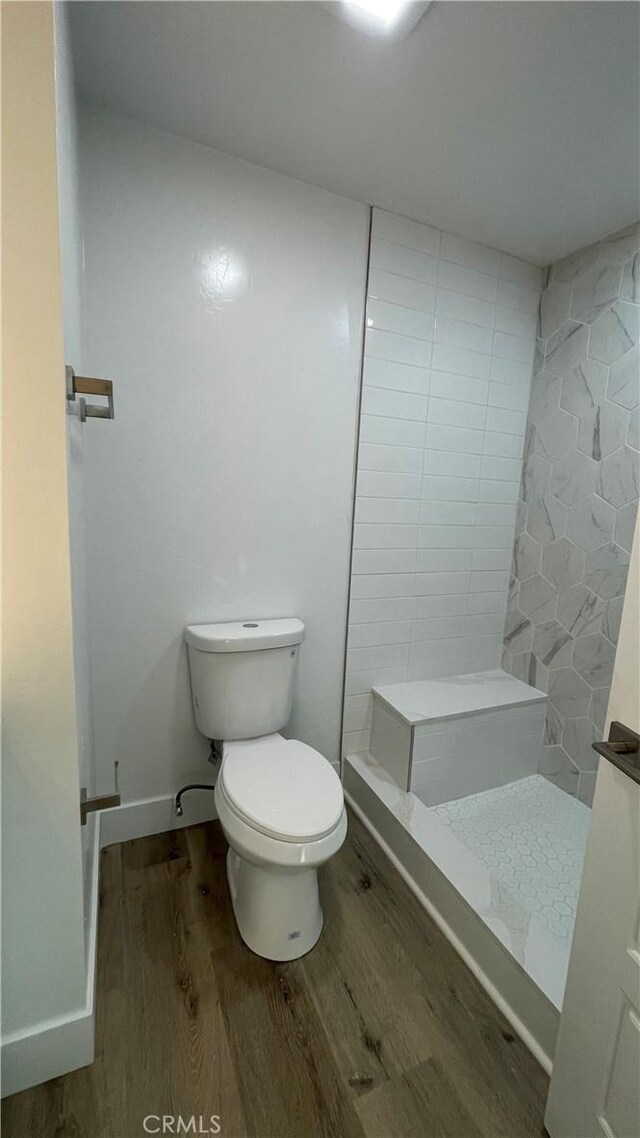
[502,222,639,806]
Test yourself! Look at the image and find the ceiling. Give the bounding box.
[69,1,640,266]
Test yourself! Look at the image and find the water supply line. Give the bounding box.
[174,739,221,816]
[174,783,216,817]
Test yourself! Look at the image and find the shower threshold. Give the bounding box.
[343,750,589,1071]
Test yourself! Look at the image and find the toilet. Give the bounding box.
[184,618,347,961]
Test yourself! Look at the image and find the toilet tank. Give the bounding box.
[184,619,305,741]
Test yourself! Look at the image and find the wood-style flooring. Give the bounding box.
[2,811,549,1137]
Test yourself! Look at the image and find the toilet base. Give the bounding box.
[226,848,324,961]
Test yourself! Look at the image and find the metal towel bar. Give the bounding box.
[66,365,115,421]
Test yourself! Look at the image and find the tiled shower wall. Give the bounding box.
[343,208,541,756]
[502,222,639,806]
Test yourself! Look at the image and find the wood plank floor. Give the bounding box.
[2,811,549,1137]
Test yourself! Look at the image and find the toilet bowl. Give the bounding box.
[184,618,347,960]
[215,734,346,960]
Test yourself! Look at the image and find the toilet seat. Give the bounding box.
[221,734,344,843]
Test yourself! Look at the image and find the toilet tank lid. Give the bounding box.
[184,618,305,653]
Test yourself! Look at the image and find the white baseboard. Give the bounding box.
[1,791,217,1098]
[99,787,218,847]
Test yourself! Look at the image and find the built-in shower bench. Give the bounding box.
[369,669,547,804]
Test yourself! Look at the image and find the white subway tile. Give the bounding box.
[364,356,430,396]
[352,548,417,575]
[345,665,408,696]
[355,495,421,524]
[423,450,481,479]
[414,571,471,595]
[466,591,506,614]
[350,573,414,599]
[414,716,456,737]
[344,692,374,713]
[413,593,468,619]
[434,315,493,354]
[412,731,453,761]
[366,328,431,368]
[342,730,371,755]
[472,525,516,548]
[488,381,529,412]
[416,548,472,572]
[435,288,495,328]
[497,277,540,315]
[367,299,435,341]
[368,268,435,313]
[349,596,413,624]
[418,524,475,548]
[406,659,468,683]
[421,474,479,502]
[471,548,512,571]
[353,522,418,549]
[499,253,542,290]
[494,305,538,339]
[440,231,502,276]
[492,330,536,365]
[343,701,372,732]
[478,478,520,504]
[480,455,522,482]
[360,414,425,448]
[419,500,476,526]
[361,385,427,421]
[470,570,510,593]
[431,342,490,379]
[348,212,540,684]
[357,469,422,498]
[412,615,466,642]
[482,431,524,458]
[425,423,484,454]
[430,372,488,405]
[370,700,412,787]
[484,405,527,435]
[464,610,506,636]
[476,501,518,526]
[427,397,486,430]
[359,442,423,474]
[372,209,441,256]
[465,633,503,658]
[409,638,466,667]
[348,620,412,648]
[438,259,498,302]
[489,356,535,388]
[371,238,438,284]
[347,642,410,671]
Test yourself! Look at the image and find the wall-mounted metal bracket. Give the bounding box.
[66,365,115,421]
[80,761,121,824]
[593,721,640,786]
[80,787,121,825]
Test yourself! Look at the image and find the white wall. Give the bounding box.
[2,0,86,1043]
[344,208,541,756]
[79,109,368,798]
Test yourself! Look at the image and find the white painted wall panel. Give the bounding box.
[79,109,368,797]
